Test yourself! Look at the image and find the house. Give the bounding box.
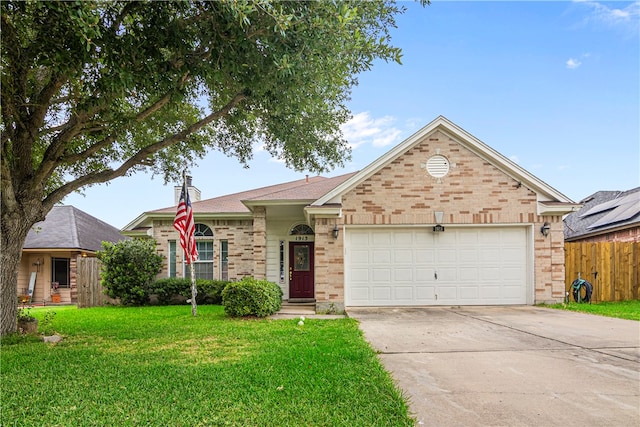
[564,187,640,243]
[562,187,639,302]
[123,116,580,312]
[20,205,127,304]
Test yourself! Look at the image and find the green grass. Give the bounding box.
[542,299,640,321]
[1,305,413,427]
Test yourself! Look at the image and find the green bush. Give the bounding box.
[149,278,188,305]
[197,280,229,305]
[97,239,163,305]
[222,277,283,318]
[150,278,230,305]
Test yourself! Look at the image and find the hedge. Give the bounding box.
[222,277,283,317]
[149,278,229,305]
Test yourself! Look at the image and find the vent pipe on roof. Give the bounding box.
[306,175,309,183]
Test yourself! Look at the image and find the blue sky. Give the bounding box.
[64,1,640,229]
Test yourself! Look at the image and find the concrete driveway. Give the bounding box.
[348,306,640,427]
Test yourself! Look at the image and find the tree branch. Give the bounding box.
[44,91,247,207]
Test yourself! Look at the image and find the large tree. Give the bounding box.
[1,0,426,335]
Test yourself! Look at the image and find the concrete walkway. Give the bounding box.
[271,303,345,320]
[348,306,640,427]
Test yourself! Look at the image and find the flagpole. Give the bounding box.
[190,262,197,317]
[183,170,198,317]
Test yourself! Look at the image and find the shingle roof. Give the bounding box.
[150,172,358,214]
[24,205,127,251]
[564,187,640,240]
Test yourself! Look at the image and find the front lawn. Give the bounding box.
[542,299,640,321]
[1,305,413,426]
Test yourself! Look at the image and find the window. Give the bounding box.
[182,224,214,280]
[169,241,176,278]
[52,258,70,288]
[279,240,285,283]
[290,224,314,236]
[194,224,213,237]
[220,240,228,281]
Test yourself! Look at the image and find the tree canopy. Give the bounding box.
[0,0,426,335]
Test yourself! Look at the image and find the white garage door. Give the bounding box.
[345,227,529,306]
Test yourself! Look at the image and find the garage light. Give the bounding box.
[332,225,340,239]
[540,222,551,237]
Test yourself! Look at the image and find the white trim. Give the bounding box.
[344,224,532,306]
[538,201,582,216]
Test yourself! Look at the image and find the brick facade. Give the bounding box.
[153,219,254,281]
[313,130,566,306]
[130,118,574,310]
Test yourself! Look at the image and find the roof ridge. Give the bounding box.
[67,206,81,248]
[242,172,357,201]
[177,176,326,207]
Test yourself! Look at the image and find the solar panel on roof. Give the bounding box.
[587,197,640,229]
[579,191,640,218]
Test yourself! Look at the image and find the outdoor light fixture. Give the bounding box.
[332,225,340,239]
[433,211,445,232]
[540,222,551,237]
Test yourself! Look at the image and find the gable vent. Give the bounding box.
[426,155,450,178]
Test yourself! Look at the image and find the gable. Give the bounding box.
[313,116,578,215]
[340,128,539,219]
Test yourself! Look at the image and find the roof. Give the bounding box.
[123,172,358,231]
[24,205,127,251]
[124,115,580,231]
[312,116,578,214]
[564,187,640,241]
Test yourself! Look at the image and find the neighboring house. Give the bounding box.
[123,116,580,312]
[20,205,126,304]
[564,187,640,243]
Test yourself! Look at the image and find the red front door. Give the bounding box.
[289,242,314,299]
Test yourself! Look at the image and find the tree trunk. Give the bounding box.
[1,206,38,336]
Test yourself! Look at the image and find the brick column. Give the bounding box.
[252,206,267,279]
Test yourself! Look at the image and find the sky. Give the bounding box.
[64,1,640,229]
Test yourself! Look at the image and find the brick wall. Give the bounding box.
[153,219,254,281]
[570,226,640,243]
[315,130,565,305]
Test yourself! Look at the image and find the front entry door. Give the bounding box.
[289,242,314,299]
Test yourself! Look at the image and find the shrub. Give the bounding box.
[150,278,230,305]
[197,280,229,305]
[222,277,283,318]
[97,239,163,305]
[149,278,188,305]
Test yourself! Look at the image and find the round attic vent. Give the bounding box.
[425,155,450,178]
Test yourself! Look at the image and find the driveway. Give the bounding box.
[348,306,640,427]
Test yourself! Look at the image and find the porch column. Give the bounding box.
[252,206,267,279]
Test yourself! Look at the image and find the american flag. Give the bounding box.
[173,180,198,264]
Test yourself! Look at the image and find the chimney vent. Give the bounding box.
[174,177,201,205]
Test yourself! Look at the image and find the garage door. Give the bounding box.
[345,227,529,306]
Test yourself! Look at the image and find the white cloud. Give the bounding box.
[573,1,640,33]
[341,112,403,149]
[566,58,582,69]
[509,155,520,164]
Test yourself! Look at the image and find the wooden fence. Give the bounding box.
[76,256,117,308]
[564,242,639,302]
